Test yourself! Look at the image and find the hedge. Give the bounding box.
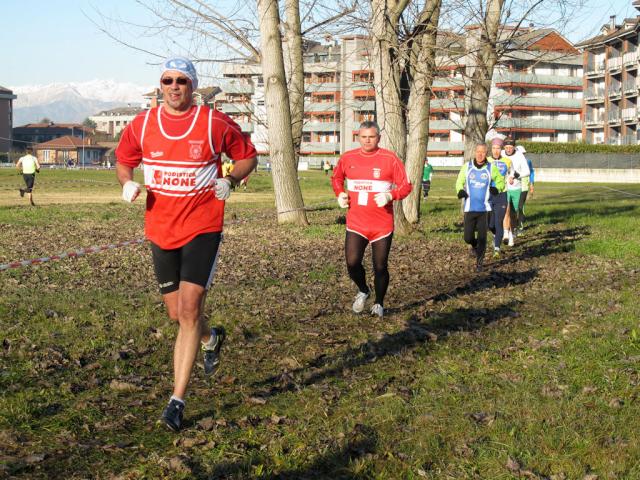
[518,142,640,154]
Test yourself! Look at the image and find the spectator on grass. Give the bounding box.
[115,56,257,432]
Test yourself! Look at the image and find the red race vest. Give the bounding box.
[140,105,223,249]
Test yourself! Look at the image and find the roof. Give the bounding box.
[93,106,144,116]
[14,122,93,133]
[576,17,640,48]
[34,135,108,150]
[0,85,14,94]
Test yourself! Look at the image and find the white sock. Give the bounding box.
[170,395,184,406]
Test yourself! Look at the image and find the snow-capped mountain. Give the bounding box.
[11,80,152,125]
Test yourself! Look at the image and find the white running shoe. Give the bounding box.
[503,230,509,241]
[508,230,515,247]
[352,291,369,313]
[370,303,384,318]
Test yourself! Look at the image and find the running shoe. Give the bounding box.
[19,189,24,198]
[160,399,184,432]
[493,248,500,259]
[352,290,370,313]
[508,230,515,247]
[202,327,225,376]
[476,257,484,272]
[370,303,384,318]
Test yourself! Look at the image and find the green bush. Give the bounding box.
[519,142,640,154]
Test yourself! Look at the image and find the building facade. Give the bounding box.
[579,15,640,145]
[33,135,109,166]
[0,86,17,160]
[89,106,144,137]
[216,29,582,162]
[13,123,93,149]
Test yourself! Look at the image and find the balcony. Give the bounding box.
[622,108,637,122]
[608,81,622,99]
[608,56,623,73]
[430,98,465,111]
[219,102,255,114]
[305,102,339,112]
[426,141,464,152]
[350,100,376,111]
[608,111,621,124]
[585,114,605,127]
[220,82,254,95]
[586,61,606,77]
[607,135,622,145]
[432,78,465,90]
[624,79,638,95]
[493,72,582,88]
[236,122,254,133]
[302,122,340,132]
[584,88,605,103]
[493,95,581,109]
[306,82,340,92]
[495,118,581,131]
[624,51,638,68]
[300,141,340,153]
[429,119,463,131]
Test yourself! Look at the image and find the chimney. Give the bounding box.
[610,15,616,29]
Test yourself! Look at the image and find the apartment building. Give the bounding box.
[579,15,640,145]
[491,29,583,142]
[13,122,93,148]
[216,28,581,161]
[0,86,16,159]
[430,27,583,161]
[89,106,144,137]
[219,37,373,156]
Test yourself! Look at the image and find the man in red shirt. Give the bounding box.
[116,57,257,431]
[331,121,411,318]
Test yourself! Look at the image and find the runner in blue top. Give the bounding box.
[487,137,511,258]
[455,143,505,271]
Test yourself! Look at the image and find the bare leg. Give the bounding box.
[163,282,210,399]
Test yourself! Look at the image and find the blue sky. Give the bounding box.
[2,0,639,88]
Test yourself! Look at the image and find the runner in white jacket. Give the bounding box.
[503,138,530,246]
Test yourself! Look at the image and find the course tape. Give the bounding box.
[0,238,145,272]
[0,179,119,191]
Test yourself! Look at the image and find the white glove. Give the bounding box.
[337,192,349,208]
[215,177,233,200]
[374,192,392,208]
[122,180,141,203]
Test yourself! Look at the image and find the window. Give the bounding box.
[352,70,374,82]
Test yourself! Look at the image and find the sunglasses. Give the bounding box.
[161,77,189,86]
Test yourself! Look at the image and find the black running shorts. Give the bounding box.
[150,232,222,294]
[23,174,35,192]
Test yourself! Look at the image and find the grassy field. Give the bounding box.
[1,168,639,479]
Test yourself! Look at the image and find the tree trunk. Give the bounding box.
[257,0,308,225]
[370,0,411,234]
[402,0,441,223]
[283,0,304,167]
[463,0,504,161]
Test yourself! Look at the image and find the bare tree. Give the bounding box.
[258,0,308,224]
[368,0,442,229]
[90,0,353,225]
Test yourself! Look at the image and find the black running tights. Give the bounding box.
[345,231,393,306]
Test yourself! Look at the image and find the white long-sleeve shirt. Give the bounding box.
[503,148,530,191]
